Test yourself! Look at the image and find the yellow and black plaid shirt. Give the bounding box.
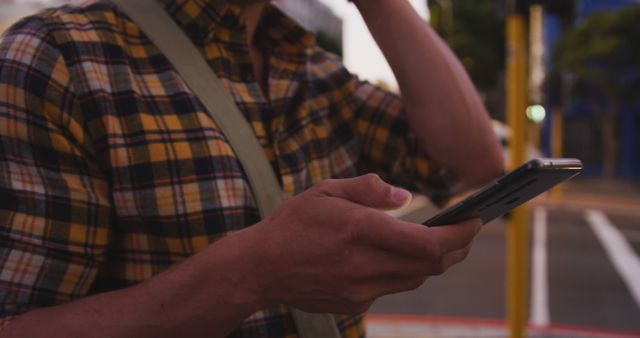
[0,0,451,336]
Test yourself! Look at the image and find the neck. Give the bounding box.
[237,2,270,98]
[239,2,267,47]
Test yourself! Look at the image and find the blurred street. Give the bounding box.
[368,178,640,337]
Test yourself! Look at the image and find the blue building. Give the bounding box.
[541,0,640,179]
[577,0,640,15]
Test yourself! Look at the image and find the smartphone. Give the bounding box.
[423,158,582,227]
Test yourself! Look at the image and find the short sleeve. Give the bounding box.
[350,79,454,205]
[0,17,111,328]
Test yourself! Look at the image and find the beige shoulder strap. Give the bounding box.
[110,0,340,337]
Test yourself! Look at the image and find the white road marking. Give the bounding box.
[530,206,550,327]
[585,209,640,309]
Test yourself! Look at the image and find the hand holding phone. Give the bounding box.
[424,158,582,227]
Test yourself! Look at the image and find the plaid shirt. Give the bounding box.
[0,0,451,336]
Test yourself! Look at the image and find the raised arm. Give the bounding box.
[353,0,505,187]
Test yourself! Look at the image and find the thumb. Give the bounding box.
[316,174,412,209]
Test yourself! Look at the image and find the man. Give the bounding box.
[0,0,504,336]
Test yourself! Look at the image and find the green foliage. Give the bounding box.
[553,7,640,103]
[428,0,505,94]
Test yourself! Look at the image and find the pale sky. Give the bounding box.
[318,0,429,91]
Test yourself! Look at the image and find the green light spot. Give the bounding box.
[526,105,546,124]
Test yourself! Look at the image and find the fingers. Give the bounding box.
[425,219,481,254]
[360,216,481,262]
[352,248,432,278]
[350,276,427,307]
[354,241,474,279]
[341,245,474,311]
[440,243,474,271]
[315,174,412,210]
[376,276,428,296]
[362,215,481,275]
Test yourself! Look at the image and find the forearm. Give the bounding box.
[1,231,266,338]
[354,0,504,187]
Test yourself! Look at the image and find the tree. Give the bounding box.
[428,0,505,117]
[553,7,640,177]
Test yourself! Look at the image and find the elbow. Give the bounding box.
[486,151,506,181]
[459,143,506,188]
[482,142,507,182]
[480,130,507,182]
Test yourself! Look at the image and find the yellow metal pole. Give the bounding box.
[506,3,529,338]
[528,4,543,154]
[550,107,564,197]
[529,123,540,151]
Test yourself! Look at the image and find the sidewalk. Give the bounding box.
[367,315,640,338]
[535,177,640,216]
[563,177,640,201]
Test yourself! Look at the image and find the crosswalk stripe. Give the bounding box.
[585,209,640,309]
[530,206,550,327]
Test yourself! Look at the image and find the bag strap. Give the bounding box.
[110,1,340,337]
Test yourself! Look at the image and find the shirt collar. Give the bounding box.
[157,0,314,51]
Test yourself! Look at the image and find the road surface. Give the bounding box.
[369,180,640,337]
